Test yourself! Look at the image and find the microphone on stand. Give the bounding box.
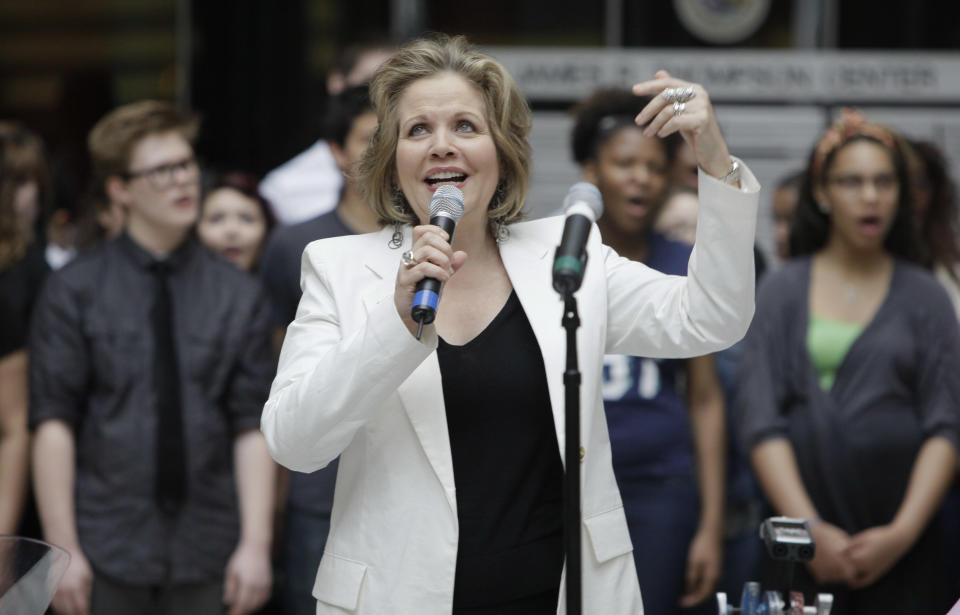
[411,185,465,339]
[552,182,603,295]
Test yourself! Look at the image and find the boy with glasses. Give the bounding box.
[29,101,275,615]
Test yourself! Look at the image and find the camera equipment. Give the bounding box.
[716,517,833,615]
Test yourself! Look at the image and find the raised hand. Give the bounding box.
[632,70,734,181]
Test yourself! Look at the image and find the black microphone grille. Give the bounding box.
[429,185,465,222]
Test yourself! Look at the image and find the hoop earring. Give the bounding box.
[388,223,403,249]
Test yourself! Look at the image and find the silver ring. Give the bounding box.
[673,101,686,116]
[676,86,696,103]
[401,250,416,268]
[662,87,677,102]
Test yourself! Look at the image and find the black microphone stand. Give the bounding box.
[560,290,582,615]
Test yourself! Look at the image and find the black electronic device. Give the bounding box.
[760,517,816,562]
[716,517,833,615]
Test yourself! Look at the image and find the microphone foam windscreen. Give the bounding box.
[563,182,603,221]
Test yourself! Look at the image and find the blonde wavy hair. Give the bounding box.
[358,34,532,228]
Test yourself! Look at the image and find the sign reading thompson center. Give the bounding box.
[483,48,960,104]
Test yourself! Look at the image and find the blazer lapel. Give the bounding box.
[361,227,458,516]
[500,226,569,467]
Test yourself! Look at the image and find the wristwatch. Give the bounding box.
[720,160,741,185]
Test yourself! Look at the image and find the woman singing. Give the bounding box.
[261,34,760,615]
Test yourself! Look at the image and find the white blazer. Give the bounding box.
[261,165,760,614]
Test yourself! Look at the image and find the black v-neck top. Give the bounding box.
[437,290,563,614]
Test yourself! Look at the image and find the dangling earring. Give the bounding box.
[388,223,403,249]
[492,220,510,244]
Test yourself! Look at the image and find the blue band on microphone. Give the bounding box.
[413,289,439,311]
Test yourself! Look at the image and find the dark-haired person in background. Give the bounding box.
[260,43,392,225]
[738,110,959,614]
[258,84,379,615]
[197,171,275,272]
[905,137,960,596]
[772,170,804,263]
[906,139,960,316]
[30,101,275,615]
[570,87,728,614]
[0,121,51,537]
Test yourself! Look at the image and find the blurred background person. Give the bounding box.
[772,170,804,262]
[258,83,379,615]
[197,170,275,272]
[260,42,392,225]
[0,121,51,536]
[670,139,699,192]
[738,110,959,614]
[653,180,768,606]
[654,185,699,245]
[906,139,960,315]
[74,186,127,251]
[904,137,960,595]
[30,101,276,615]
[260,85,380,346]
[570,87,728,614]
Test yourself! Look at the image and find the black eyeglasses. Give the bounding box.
[125,157,198,190]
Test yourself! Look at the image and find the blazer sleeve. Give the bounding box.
[604,159,760,358]
[260,241,436,472]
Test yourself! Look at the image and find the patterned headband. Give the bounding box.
[810,108,897,182]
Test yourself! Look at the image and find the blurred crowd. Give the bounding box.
[1,39,959,615]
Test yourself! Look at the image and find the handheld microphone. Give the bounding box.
[411,185,465,338]
[552,182,603,295]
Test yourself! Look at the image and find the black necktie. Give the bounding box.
[150,261,186,515]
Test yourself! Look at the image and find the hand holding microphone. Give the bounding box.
[395,186,466,339]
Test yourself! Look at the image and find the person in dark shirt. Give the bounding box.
[29,101,276,615]
[260,85,381,341]
[570,87,728,614]
[258,85,380,615]
[904,138,960,596]
[0,121,51,537]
